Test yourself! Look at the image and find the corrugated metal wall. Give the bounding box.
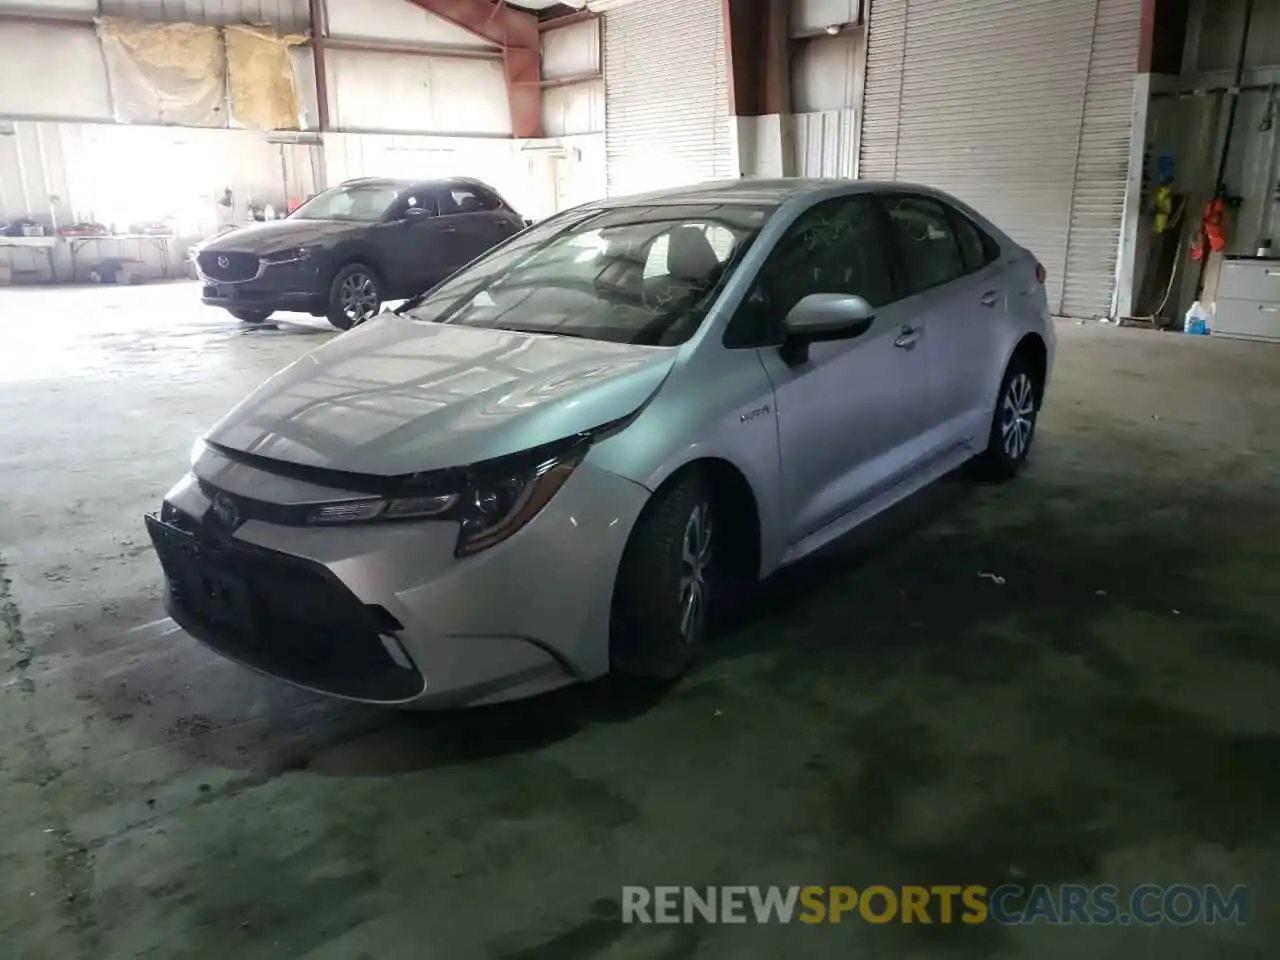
[541,19,603,139]
[794,110,857,178]
[325,49,511,136]
[860,0,1141,318]
[98,0,310,32]
[1060,0,1142,318]
[0,21,113,120]
[791,0,861,36]
[603,0,733,195]
[322,132,537,214]
[0,0,310,30]
[543,17,601,79]
[1193,0,1280,73]
[789,27,862,181]
[0,0,574,247]
[325,0,495,47]
[0,120,320,230]
[792,33,862,113]
[0,122,81,225]
[543,83,605,138]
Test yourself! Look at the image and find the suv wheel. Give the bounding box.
[327,264,381,330]
[610,472,716,680]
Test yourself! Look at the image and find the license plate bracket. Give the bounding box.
[149,519,255,636]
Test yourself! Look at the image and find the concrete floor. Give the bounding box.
[1,282,1278,959]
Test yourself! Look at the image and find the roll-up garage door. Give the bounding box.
[603,0,733,196]
[859,0,1140,318]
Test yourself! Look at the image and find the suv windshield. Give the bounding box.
[291,183,402,222]
[402,202,772,345]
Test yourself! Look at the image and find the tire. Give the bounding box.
[228,308,272,324]
[969,352,1041,482]
[610,472,717,680]
[326,263,381,331]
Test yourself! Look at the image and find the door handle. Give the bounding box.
[979,290,1000,307]
[894,326,922,349]
[440,223,456,233]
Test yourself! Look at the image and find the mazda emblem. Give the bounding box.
[217,255,230,269]
[211,492,241,530]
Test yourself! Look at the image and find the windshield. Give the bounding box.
[401,202,772,346]
[291,183,402,222]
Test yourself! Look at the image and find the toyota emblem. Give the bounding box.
[211,492,241,530]
[217,255,230,269]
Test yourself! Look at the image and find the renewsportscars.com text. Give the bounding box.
[622,884,1250,926]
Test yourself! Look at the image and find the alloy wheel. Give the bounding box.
[679,501,713,641]
[1001,372,1036,460]
[340,272,379,323]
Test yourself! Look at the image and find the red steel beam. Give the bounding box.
[406,0,543,138]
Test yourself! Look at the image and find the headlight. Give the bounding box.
[304,444,586,557]
[262,245,320,264]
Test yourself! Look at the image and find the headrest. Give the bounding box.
[666,226,721,282]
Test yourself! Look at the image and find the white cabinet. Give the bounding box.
[1214,258,1280,343]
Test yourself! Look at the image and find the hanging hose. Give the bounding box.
[1125,195,1187,326]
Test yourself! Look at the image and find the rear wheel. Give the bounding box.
[969,353,1041,481]
[610,473,717,680]
[327,264,381,330]
[229,308,271,323]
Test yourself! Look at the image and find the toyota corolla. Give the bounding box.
[145,178,1055,707]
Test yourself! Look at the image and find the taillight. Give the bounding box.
[1035,261,1047,285]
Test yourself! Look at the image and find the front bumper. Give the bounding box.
[198,260,324,314]
[146,457,651,708]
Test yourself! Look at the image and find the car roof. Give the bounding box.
[337,176,495,192]
[589,177,963,209]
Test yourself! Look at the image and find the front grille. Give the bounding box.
[197,250,260,282]
[145,512,423,702]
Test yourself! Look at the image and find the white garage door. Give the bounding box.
[860,0,1140,318]
[603,0,733,196]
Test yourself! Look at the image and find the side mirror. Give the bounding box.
[780,293,876,365]
[403,206,430,220]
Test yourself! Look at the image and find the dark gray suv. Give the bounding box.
[195,176,526,329]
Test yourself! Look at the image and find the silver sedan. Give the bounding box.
[146,178,1055,707]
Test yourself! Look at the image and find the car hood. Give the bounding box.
[200,218,359,254]
[204,315,677,475]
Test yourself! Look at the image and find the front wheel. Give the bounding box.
[610,473,717,680]
[229,308,271,323]
[969,354,1041,481]
[327,264,381,331]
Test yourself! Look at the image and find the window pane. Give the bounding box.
[727,196,892,347]
[768,196,894,310]
[449,187,493,213]
[953,212,993,273]
[886,196,965,293]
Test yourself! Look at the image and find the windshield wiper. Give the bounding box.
[394,290,433,316]
[489,324,598,340]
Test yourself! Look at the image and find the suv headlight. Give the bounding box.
[262,245,321,265]
[305,442,587,557]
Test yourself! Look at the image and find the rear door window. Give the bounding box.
[884,195,966,294]
[951,210,999,273]
[443,185,498,215]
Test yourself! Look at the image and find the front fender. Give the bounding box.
[586,345,786,578]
